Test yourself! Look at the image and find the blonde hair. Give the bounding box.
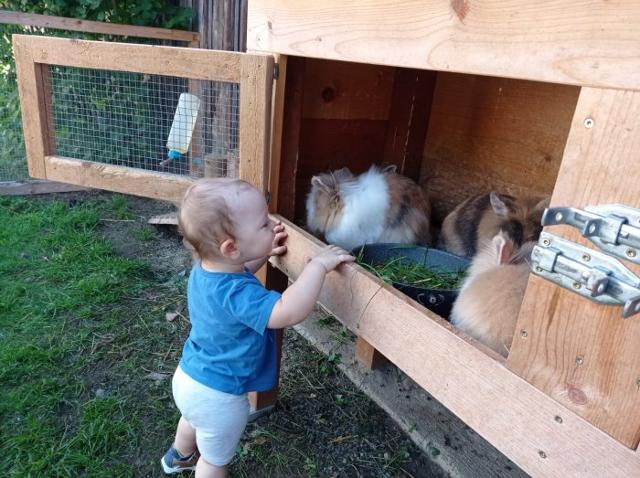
[178,178,253,261]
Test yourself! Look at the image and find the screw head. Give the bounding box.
[521,330,529,338]
[626,248,637,258]
[539,450,547,459]
[582,254,591,262]
[554,416,563,424]
[584,117,595,128]
[542,238,551,246]
[573,282,582,290]
[554,212,563,222]
[575,355,584,365]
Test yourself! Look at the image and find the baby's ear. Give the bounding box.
[219,238,239,259]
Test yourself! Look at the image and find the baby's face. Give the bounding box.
[230,187,274,262]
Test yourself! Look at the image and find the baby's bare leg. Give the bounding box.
[195,457,228,478]
[174,416,197,455]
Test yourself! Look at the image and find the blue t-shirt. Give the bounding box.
[179,262,281,395]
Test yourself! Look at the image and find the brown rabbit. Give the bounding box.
[306,165,431,250]
[450,232,533,357]
[438,192,549,258]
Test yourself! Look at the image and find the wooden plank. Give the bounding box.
[355,336,387,369]
[147,212,178,225]
[12,39,51,179]
[248,0,640,91]
[420,73,579,222]
[12,35,245,82]
[507,88,640,447]
[0,10,199,43]
[267,54,287,213]
[276,56,305,219]
[0,180,90,196]
[295,118,388,222]
[44,156,193,202]
[269,215,640,477]
[239,54,273,190]
[301,59,394,120]
[383,69,436,181]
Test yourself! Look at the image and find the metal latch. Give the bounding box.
[531,232,640,318]
[541,204,640,264]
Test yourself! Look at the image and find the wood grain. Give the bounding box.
[239,54,274,191]
[44,156,193,202]
[270,215,640,477]
[0,10,199,43]
[13,35,244,82]
[508,87,640,447]
[420,73,579,222]
[248,0,640,90]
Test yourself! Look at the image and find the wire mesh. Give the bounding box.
[0,69,28,182]
[49,66,240,178]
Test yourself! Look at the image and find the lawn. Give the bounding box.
[0,193,439,478]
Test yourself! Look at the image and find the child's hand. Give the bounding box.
[269,220,288,256]
[311,245,355,272]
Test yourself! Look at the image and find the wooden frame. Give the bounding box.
[269,216,640,478]
[248,1,640,475]
[247,0,640,90]
[0,10,199,46]
[12,35,273,202]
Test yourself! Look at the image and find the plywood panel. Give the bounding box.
[301,59,394,120]
[420,73,579,221]
[508,88,640,447]
[269,215,640,478]
[248,0,640,90]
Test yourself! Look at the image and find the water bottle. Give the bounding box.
[166,92,201,161]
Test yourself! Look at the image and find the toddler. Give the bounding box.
[161,178,353,477]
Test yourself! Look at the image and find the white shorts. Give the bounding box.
[172,366,250,466]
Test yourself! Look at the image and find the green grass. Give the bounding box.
[357,255,465,290]
[0,196,187,477]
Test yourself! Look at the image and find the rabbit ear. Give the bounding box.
[493,232,514,265]
[311,176,332,194]
[534,196,551,211]
[381,164,398,174]
[490,192,512,217]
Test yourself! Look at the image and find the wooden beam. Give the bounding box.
[0,180,90,196]
[268,215,640,478]
[383,68,436,181]
[355,336,387,369]
[247,0,640,91]
[44,156,193,202]
[507,87,640,447]
[277,56,305,219]
[239,54,274,191]
[12,35,246,82]
[12,39,52,179]
[0,10,199,44]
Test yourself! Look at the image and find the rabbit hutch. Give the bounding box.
[13,1,640,476]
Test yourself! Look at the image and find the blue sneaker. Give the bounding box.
[161,445,199,474]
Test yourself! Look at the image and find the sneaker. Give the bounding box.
[161,445,200,474]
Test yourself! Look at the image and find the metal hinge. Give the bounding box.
[531,232,640,318]
[541,204,640,264]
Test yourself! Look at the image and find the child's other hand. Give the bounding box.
[269,220,288,256]
[311,245,355,272]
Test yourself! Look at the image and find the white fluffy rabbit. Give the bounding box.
[306,165,431,251]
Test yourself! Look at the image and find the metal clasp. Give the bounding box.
[531,232,640,318]
[541,204,640,264]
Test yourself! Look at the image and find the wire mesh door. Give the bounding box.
[13,35,273,201]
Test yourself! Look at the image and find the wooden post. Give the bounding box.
[356,336,387,369]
